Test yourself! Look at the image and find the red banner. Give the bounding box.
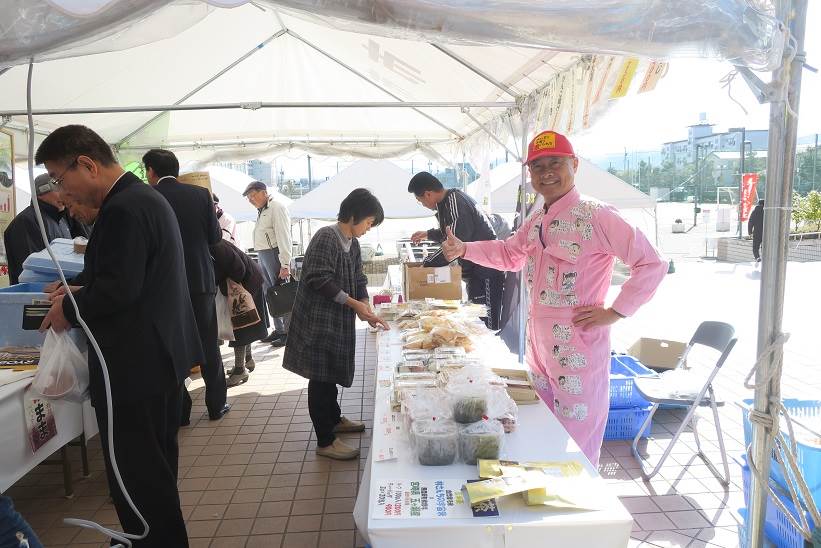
[740,173,759,221]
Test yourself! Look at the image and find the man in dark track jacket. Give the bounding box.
[37,125,200,547]
[143,149,229,424]
[408,172,505,329]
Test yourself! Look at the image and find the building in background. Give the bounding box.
[661,113,768,167]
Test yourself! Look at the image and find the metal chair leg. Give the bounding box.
[634,401,705,481]
[631,403,663,479]
[694,397,730,486]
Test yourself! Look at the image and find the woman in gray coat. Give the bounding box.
[282,189,389,460]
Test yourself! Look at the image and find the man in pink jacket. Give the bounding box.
[442,130,667,466]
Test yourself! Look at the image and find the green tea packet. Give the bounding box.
[477,459,584,479]
[463,469,549,504]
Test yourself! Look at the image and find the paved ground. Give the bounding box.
[6,258,819,547]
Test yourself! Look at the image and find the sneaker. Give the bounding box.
[245,358,256,372]
[226,369,249,387]
[333,416,366,433]
[316,438,360,460]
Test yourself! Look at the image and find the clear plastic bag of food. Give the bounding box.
[487,386,519,433]
[403,386,452,443]
[459,418,504,465]
[413,417,459,466]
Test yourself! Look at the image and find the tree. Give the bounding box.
[791,191,805,231]
[804,190,821,231]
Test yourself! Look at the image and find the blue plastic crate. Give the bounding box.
[742,399,821,508]
[604,405,652,440]
[740,457,815,548]
[609,353,656,408]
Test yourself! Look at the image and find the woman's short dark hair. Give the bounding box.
[142,149,180,178]
[35,124,117,167]
[338,188,384,226]
[407,171,443,196]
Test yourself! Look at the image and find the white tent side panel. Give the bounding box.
[288,159,429,219]
[468,160,655,213]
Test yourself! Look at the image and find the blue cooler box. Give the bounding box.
[0,283,85,349]
[22,238,85,278]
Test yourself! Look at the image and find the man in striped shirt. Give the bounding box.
[408,172,505,329]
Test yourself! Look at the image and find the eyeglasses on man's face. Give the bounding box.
[51,158,79,187]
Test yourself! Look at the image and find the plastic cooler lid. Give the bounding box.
[22,238,85,275]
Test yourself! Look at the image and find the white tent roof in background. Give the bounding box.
[12,167,47,215]
[288,160,428,219]
[468,160,655,213]
[202,165,291,223]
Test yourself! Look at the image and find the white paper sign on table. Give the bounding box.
[372,479,473,519]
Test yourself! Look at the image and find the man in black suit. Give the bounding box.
[37,125,199,547]
[143,149,230,423]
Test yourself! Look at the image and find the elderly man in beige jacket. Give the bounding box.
[243,181,293,347]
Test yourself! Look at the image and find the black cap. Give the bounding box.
[242,181,267,196]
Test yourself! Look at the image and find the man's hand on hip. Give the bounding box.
[572,306,622,329]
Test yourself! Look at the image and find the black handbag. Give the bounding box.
[266,278,298,317]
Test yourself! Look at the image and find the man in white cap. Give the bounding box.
[244,181,293,346]
[3,174,72,284]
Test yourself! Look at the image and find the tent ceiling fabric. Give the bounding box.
[0,1,783,165]
[1,1,782,70]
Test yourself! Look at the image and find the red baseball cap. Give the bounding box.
[525,130,575,164]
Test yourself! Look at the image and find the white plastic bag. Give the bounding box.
[215,291,235,341]
[31,329,88,402]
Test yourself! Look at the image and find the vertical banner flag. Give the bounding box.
[740,173,759,221]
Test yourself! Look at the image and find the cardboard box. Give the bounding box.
[627,337,688,372]
[402,262,462,301]
[178,171,212,193]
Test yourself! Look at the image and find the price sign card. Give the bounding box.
[372,479,473,519]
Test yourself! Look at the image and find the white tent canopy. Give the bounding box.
[467,159,656,213]
[0,1,782,167]
[288,160,428,219]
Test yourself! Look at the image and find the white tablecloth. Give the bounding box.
[353,330,633,548]
[0,377,97,493]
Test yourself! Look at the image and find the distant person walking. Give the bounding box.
[748,199,764,262]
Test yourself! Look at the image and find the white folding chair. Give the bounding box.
[631,321,737,485]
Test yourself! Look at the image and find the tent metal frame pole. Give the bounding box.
[286,29,464,139]
[117,137,454,150]
[747,1,808,545]
[430,44,518,99]
[462,108,522,162]
[1,101,516,117]
[117,28,288,147]
[517,106,530,363]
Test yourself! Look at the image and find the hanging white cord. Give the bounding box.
[25,59,149,548]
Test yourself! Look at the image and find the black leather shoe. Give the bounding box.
[270,335,287,348]
[209,403,231,420]
[260,332,282,343]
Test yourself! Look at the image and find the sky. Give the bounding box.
[261,3,821,181]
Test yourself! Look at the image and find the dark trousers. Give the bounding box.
[752,233,762,260]
[308,380,341,448]
[182,292,227,422]
[95,385,188,547]
[0,496,42,548]
[466,272,505,330]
